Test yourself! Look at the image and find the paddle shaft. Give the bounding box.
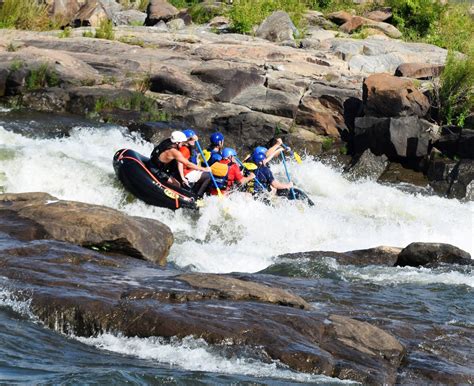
[195,140,223,198]
[234,157,266,191]
[281,152,296,199]
[281,143,302,164]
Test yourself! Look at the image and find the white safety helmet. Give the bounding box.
[170,130,187,143]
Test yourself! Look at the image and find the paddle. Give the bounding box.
[280,152,296,199]
[281,143,302,164]
[195,140,223,198]
[234,156,266,192]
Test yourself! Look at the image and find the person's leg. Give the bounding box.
[193,172,211,198]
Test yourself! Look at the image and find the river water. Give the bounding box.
[0,109,473,383]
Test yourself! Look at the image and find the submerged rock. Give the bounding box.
[0,192,173,265]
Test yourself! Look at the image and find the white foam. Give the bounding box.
[0,107,11,113]
[77,333,354,384]
[0,277,33,317]
[339,265,474,287]
[1,125,473,275]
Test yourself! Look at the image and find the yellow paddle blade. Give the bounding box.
[293,151,302,164]
[217,188,223,198]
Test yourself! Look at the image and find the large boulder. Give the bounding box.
[340,16,402,39]
[0,233,405,384]
[363,73,430,118]
[395,63,444,79]
[427,157,474,200]
[365,8,392,22]
[145,0,179,26]
[73,0,113,27]
[433,126,474,159]
[0,192,173,265]
[396,242,472,267]
[346,149,389,180]
[354,116,439,159]
[149,66,211,100]
[114,9,147,25]
[256,11,299,42]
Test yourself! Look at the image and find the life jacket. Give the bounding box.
[246,165,271,194]
[150,138,180,180]
[211,161,229,190]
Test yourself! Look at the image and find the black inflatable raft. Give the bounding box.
[113,149,198,211]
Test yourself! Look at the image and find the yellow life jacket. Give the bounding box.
[210,162,229,189]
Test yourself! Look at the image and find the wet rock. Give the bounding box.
[0,234,405,384]
[0,192,173,265]
[277,246,402,267]
[363,73,430,118]
[395,63,444,79]
[396,243,472,267]
[378,162,429,187]
[427,157,474,200]
[145,0,179,26]
[256,11,299,42]
[178,274,311,309]
[433,126,474,160]
[346,149,389,180]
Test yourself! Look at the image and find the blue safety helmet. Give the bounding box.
[252,151,266,164]
[222,147,237,159]
[254,146,268,154]
[182,129,196,139]
[210,132,224,145]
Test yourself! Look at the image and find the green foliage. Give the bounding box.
[387,0,444,40]
[9,60,24,71]
[6,42,18,52]
[26,63,60,91]
[118,35,145,46]
[128,20,144,26]
[0,0,52,30]
[95,19,115,40]
[168,0,194,8]
[58,27,72,38]
[321,137,334,151]
[82,30,94,38]
[230,0,307,34]
[189,2,224,24]
[425,4,474,54]
[94,92,169,121]
[138,0,149,12]
[436,50,474,127]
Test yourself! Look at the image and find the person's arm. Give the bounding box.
[271,179,293,190]
[172,149,210,172]
[264,138,283,165]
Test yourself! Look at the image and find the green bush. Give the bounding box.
[58,27,72,38]
[426,4,474,54]
[436,50,474,127]
[387,0,445,40]
[82,30,94,38]
[95,19,115,40]
[26,63,60,91]
[0,0,51,30]
[230,0,307,34]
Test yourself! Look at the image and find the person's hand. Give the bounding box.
[249,172,255,179]
[203,166,212,172]
[182,178,190,187]
[288,181,294,188]
[276,138,283,145]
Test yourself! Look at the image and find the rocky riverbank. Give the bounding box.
[0,0,472,200]
[1,192,472,384]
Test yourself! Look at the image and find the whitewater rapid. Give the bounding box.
[0,123,473,275]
